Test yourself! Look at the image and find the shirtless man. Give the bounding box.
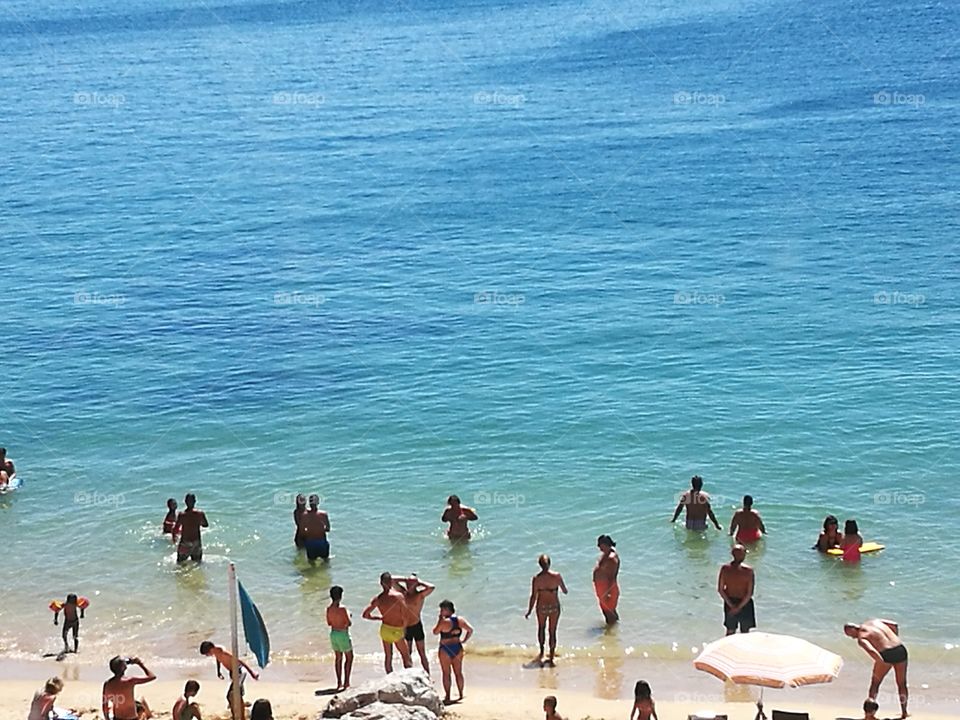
[299,494,331,563]
[718,544,755,635]
[593,535,620,625]
[844,619,909,718]
[442,495,478,541]
[199,641,260,719]
[729,495,766,544]
[397,573,436,673]
[0,447,15,489]
[102,656,156,720]
[672,475,722,531]
[362,572,413,673]
[174,493,209,563]
[526,554,568,665]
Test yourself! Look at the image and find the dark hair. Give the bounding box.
[743,495,753,507]
[544,696,557,709]
[185,680,200,694]
[597,534,616,548]
[185,493,197,507]
[199,641,214,655]
[538,554,550,569]
[823,515,839,530]
[439,599,456,613]
[0,448,5,454]
[448,495,460,504]
[108,656,125,674]
[167,498,177,507]
[844,519,859,535]
[251,698,273,720]
[691,475,703,490]
[863,699,879,714]
[635,680,652,700]
[330,585,343,601]
[66,594,78,604]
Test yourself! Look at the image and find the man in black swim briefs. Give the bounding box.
[397,574,435,673]
[844,619,909,719]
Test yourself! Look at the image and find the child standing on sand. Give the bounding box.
[841,519,864,563]
[199,641,259,719]
[53,594,86,654]
[630,680,658,720]
[326,585,354,690]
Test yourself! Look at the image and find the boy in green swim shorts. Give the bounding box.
[326,586,354,690]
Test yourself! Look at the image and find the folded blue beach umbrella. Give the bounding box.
[238,580,270,668]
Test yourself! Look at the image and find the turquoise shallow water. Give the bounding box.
[1,0,959,676]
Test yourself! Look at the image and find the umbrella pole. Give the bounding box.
[754,687,767,720]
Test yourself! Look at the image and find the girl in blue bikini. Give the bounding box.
[432,600,474,705]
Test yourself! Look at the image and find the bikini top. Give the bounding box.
[440,616,461,640]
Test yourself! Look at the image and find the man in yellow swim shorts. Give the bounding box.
[362,572,413,673]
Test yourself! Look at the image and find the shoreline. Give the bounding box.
[3,646,958,718]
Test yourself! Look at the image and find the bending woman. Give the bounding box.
[432,599,474,705]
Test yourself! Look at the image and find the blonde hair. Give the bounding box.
[45,677,64,695]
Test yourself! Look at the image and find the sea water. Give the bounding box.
[1,0,958,675]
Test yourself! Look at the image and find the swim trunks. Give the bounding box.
[686,517,707,531]
[736,528,762,543]
[405,621,425,643]
[226,671,246,702]
[842,543,861,562]
[115,700,148,720]
[380,623,405,644]
[879,645,908,664]
[305,539,330,560]
[594,580,620,613]
[177,540,203,562]
[723,597,756,632]
[330,629,353,653]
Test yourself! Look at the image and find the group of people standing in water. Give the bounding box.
[29,472,901,719]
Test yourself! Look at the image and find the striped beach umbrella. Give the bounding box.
[694,632,843,689]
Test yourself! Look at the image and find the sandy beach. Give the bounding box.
[4,651,958,720]
[4,677,959,720]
